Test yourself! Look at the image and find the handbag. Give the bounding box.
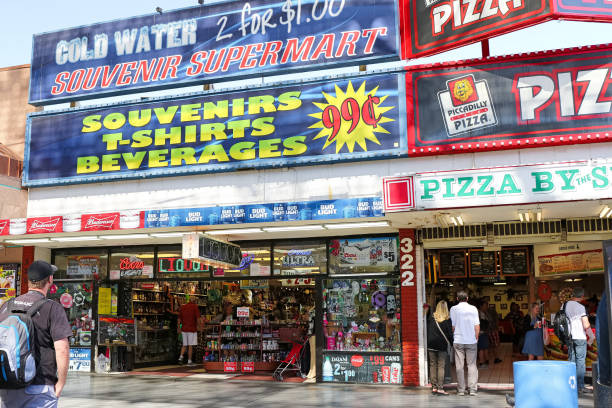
[435,319,454,364]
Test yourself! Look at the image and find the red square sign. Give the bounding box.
[383,176,415,213]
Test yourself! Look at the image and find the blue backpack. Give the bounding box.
[0,297,48,388]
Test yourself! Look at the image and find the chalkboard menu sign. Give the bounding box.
[501,247,529,277]
[469,250,498,277]
[98,316,137,346]
[439,250,467,279]
[322,352,402,384]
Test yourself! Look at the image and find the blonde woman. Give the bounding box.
[427,300,453,395]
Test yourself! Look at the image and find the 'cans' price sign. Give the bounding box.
[223,362,238,372]
[241,362,255,373]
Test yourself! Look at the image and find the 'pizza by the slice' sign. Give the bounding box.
[413,160,612,210]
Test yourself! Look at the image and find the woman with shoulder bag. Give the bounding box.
[427,300,454,395]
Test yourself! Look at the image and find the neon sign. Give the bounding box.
[158,257,207,273]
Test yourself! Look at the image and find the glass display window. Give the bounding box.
[273,240,327,275]
[329,236,398,275]
[222,245,272,277]
[157,245,211,278]
[323,278,401,352]
[110,247,154,280]
[49,281,94,347]
[53,249,108,280]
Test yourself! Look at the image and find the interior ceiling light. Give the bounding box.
[206,228,263,235]
[149,232,191,238]
[599,205,611,218]
[263,225,325,232]
[435,214,449,228]
[324,221,389,229]
[6,238,51,244]
[518,210,537,223]
[51,236,101,242]
[448,215,464,226]
[100,234,151,240]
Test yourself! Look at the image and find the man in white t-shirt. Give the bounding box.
[565,287,595,394]
[450,290,480,396]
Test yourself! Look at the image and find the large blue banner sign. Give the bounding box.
[25,72,406,186]
[144,197,384,227]
[29,0,401,105]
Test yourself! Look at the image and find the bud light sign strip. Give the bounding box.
[144,197,384,228]
[406,44,612,157]
[29,0,401,105]
[25,72,405,186]
[402,0,552,58]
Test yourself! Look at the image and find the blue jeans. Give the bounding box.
[568,339,587,391]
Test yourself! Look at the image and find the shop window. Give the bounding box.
[53,249,108,280]
[273,240,327,276]
[329,236,398,275]
[221,245,272,277]
[49,282,94,348]
[322,278,401,353]
[110,247,154,280]
[321,277,402,384]
[157,245,210,278]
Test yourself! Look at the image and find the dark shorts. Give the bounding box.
[0,385,58,408]
[477,333,489,350]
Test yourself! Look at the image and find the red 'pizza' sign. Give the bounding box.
[406,44,612,156]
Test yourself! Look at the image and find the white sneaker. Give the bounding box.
[187,360,196,366]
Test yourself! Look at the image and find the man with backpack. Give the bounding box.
[564,287,596,395]
[0,260,72,407]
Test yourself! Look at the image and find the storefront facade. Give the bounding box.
[3,0,610,389]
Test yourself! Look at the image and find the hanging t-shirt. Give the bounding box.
[450,302,480,345]
[565,300,587,341]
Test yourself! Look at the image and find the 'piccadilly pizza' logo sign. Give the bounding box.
[437,74,498,137]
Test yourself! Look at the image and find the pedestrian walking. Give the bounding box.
[565,287,595,394]
[0,260,72,408]
[427,301,453,395]
[522,303,544,360]
[178,295,201,366]
[450,290,480,396]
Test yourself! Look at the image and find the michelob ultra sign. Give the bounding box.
[29,0,401,105]
[406,44,612,156]
[24,72,406,186]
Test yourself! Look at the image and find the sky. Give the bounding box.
[1,0,610,106]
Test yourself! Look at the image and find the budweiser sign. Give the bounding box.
[81,213,120,231]
[0,219,9,235]
[27,217,63,233]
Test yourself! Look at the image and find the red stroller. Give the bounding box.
[272,336,310,381]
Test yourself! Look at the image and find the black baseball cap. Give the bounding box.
[28,260,58,282]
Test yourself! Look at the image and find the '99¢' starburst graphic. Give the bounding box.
[308,81,395,153]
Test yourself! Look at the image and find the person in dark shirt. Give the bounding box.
[0,260,72,408]
[178,295,201,366]
[427,300,453,395]
[505,303,525,354]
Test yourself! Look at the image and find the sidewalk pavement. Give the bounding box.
[59,373,595,408]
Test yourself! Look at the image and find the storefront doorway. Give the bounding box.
[424,240,605,388]
[425,246,531,387]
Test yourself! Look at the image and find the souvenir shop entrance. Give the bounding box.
[50,233,405,385]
